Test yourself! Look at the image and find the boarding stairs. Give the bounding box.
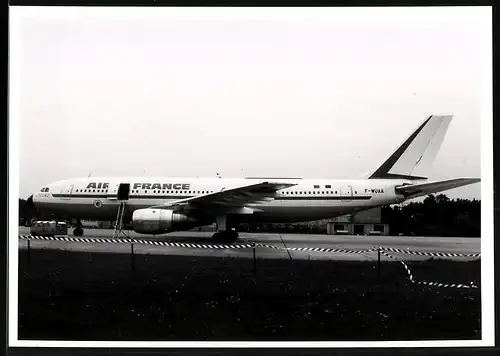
[112,201,128,239]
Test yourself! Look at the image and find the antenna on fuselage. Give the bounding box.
[88,172,92,178]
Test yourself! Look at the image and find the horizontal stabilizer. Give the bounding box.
[395,178,481,199]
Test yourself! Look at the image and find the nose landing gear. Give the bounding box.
[73,219,84,237]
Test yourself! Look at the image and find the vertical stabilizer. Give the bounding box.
[368,115,453,180]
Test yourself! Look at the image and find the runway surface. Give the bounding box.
[17,227,480,261]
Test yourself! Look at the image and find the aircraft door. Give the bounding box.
[117,183,130,201]
[60,184,74,200]
[340,185,353,202]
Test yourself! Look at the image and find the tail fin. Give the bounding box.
[368,115,453,180]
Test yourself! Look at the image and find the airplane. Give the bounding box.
[27,115,480,242]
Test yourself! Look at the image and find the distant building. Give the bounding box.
[81,220,99,228]
[326,208,389,236]
[98,221,113,229]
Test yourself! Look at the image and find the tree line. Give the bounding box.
[19,198,37,225]
[381,194,480,237]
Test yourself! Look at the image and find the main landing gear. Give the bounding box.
[211,215,239,243]
[73,219,84,237]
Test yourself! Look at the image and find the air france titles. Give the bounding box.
[133,183,191,190]
[85,182,191,190]
[86,183,109,189]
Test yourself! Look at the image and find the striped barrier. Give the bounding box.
[379,249,479,289]
[255,242,375,254]
[19,235,481,257]
[379,246,481,258]
[18,235,254,249]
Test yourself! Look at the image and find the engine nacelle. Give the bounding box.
[132,208,197,234]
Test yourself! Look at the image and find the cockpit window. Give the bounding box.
[40,187,49,192]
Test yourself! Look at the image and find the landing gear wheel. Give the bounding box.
[212,230,238,243]
[73,227,84,237]
[225,230,238,243]
[212,232,221,240]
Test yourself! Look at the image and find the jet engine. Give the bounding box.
[132,208,197,234]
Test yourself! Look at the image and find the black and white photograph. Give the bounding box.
[8,6,493,349]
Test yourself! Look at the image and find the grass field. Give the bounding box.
[18,249,481,341]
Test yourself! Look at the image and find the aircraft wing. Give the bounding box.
[395,178,481,199]
[150,181,297,213]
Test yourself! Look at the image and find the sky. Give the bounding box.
[12,7,488,200]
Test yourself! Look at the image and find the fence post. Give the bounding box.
[377,246,381,284]
[253,243,257,276]
[27,238,31,269]
[131,242,135,273]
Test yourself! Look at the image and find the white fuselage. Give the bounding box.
[31,177,409,224]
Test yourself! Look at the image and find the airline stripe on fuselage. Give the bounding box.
[278,196,372,201]
[52,194,194,199]
[52,194,372,201]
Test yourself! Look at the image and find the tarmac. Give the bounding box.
[17,226,480,261]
